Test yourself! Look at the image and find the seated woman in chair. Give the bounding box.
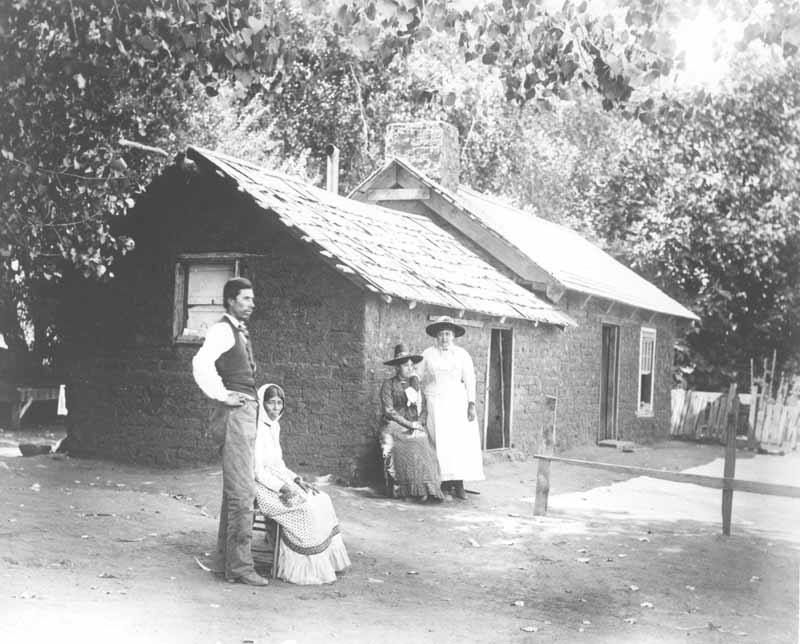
[254,383,350,584]
[379,344,444,502]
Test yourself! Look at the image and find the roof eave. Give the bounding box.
[187,147,575,327]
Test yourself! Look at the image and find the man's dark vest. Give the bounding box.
[214,317,256,396]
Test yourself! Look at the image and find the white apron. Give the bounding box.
[420,346,485,482]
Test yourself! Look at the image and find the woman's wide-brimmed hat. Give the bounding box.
[384,343,423,366]
[425,315,465,338]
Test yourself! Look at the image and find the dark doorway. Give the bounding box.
[600,324,620,441]
[485,328,513,450]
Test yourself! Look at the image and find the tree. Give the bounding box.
[575,63,800,386]
[0,0,353,363]
[2,0,797,369]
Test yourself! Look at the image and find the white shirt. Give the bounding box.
[254,416,297,492]
[191,314,250,402]
[418,345,477,403]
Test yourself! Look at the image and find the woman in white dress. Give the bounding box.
[418,317,485,500]
[253,383,351,584]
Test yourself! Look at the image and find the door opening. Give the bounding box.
[485,328,513,450]
[600,324,620,441]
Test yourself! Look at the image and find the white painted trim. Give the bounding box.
[636,326,657,418]
[614,328,622,440]
[366,187,430,201]
[177,252,252,261]
[482,338,491,450]
[173,253,243,343]
[507,328,515,449]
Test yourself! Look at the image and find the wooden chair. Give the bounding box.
[251,510,281,579]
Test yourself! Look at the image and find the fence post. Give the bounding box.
[533,395,557,516]
[722,383,738,536]
[747,384,759,449]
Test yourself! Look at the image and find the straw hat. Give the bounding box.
[425,315,465,338]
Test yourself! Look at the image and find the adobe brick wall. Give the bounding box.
[360,298,491,481]
[59,162,679,476]
[358,291,676,465]
[504,323,569,455]
[556,292,677,448]
[360,298,571,462]
[62,165,369,476]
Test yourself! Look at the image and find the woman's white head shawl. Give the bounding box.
[258,383,286,423]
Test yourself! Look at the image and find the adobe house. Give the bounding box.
[351,121,699,450]
[59,146,574,480]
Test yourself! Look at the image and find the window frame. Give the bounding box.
[173,253,243,344]
[637,326,657,417]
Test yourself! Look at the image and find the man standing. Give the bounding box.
[192,277,268,586]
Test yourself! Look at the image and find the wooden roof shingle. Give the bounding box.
[187,147,575,327]
[354,158,697,321]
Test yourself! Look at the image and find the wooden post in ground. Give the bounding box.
[722,383,738,536]
[533,395,557,516]
[10,392,22,431]
[747,384,759,449]
[769,350,777,397]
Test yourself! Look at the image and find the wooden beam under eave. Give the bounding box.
[546,282,566,303]
[420,187,551,285]
[366,188,431,202]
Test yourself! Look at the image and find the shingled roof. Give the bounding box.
[186,147,575,327]
[456,187,699,321]
[354,158,697,321]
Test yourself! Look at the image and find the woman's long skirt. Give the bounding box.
[384,420,445,499]
[254,483,350,585]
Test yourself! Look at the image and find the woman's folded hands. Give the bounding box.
[294,477,319,495]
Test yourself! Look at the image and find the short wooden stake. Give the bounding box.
[533,458,551,516]
[533,395,557,516]
[722,383,738,536]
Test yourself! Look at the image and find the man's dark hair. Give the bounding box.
[223,277,253,311]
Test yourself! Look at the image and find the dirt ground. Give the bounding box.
[1,427,798,644]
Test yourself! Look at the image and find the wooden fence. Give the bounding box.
[535,385,800,536]
[670,388,743,442]
[671,387,799,452]
[748,376,800,453]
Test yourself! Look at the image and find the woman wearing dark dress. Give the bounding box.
[379,344,444,502]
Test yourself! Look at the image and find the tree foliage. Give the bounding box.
[1,0,799,380]
[576,63,800,386]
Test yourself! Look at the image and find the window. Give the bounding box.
[638,327,656,416]
[173,254,242,342]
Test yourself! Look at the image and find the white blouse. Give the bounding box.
[253,417,297,492]
[418,345,477,403]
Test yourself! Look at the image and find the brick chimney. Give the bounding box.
[385,121,460,191]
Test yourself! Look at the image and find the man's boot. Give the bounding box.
[453,480,467,500]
